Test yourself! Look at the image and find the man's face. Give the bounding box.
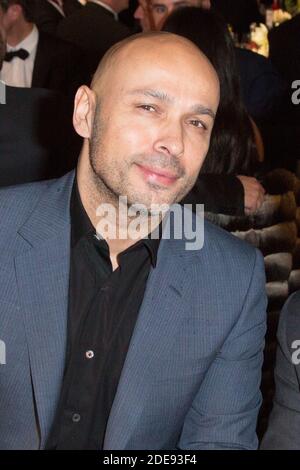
[114,0,130,13]
[0,23,5,67]
[0,6,6,31]
[134,0,211,31]
[84,38,219,210]
[0,4,17,35]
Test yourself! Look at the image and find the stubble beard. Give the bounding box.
[89,105,199,215]
[88,105,124,209]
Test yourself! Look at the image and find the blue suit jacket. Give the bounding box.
[261,291,300,449]
[0,171,267,449]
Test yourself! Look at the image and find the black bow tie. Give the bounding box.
[4,48,30,62]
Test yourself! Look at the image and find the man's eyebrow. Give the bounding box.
[191,105,216,120]
[128,89,216,120]
[173,1,191,6]
[128,88,173,103]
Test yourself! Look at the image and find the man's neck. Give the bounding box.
[77,151,160,269]
[7,21,34,48]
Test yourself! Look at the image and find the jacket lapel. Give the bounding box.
[14,172,75,447]
[32,33,49,88]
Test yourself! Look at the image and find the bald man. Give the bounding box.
[0,33,266,450]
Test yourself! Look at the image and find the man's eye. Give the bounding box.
[190,120,207,130]
[152,5,167,14]
[138,105,156,112]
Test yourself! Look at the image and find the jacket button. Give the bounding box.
[85,350,94,359]
[72,413,81,423]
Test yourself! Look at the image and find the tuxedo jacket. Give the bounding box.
[268,13,300,87]
[57,2,131,75]
[0,171,267,449]
[34,0,83,35]
[264,14,300,171]
[32,31,89,97]
[235,47,284,122]
[0,86,81,187]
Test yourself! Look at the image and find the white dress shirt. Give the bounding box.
[0,25,39,88]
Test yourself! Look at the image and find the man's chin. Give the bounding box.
[127,191,180,212]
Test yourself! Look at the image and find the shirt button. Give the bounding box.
[85,350,94,359]
[72,413,81,423]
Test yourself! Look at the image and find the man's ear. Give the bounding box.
[73,85,97,139]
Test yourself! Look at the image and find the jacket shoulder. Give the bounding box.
[278,291,300,343]
[0,179,55,229]
[204,217,259,260]
[38,30,82,54]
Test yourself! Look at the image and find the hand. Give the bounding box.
[237,175,266,215]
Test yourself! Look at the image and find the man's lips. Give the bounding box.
[135,164,179,187]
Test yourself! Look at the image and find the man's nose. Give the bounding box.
[134,5,143,19]
[154,121,184,158]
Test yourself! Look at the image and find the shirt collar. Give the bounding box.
[70,178,161,268]
[7,25,39,53]
[89,0,118,20]
[140,231,161,268]
[70,178,95,248]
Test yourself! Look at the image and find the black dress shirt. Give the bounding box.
[46,180,160,449]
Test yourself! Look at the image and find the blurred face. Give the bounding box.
[0,23,5,67]
[76,37,219,210]
[0,3,20,35]
[134,0,211,31]
[0,6,7,31]
[114,0,130,13]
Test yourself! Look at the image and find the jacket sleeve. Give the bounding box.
[181,174,245,216]
[260,293,300,450]
[177,249,267,450]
